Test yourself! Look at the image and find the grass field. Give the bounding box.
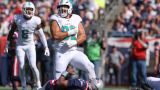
[0,86,129,90]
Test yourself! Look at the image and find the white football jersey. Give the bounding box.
[13,14,41,45]
[50,14,82,52]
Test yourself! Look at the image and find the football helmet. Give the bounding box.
[57,0,72,18]
[22,1,35,18]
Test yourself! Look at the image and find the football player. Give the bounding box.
[5,1,50,90]
[50,0,101,89]
[40,65,103,90]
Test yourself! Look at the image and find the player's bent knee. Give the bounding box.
[89,62,94,70]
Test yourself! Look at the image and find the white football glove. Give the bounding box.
[44,47,50,56]
[4,41,9,53]
[66,40,77,47]
[67,28,78,36]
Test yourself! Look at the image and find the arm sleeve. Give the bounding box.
[36,17,41,25]
[38,28,48,48]
[50,14,57,21]
[76,15,82,23]
[36,17,48,48]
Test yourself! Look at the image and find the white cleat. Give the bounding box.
[89,78,104,90]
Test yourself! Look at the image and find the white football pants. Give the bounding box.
[55,50,96,79]
[16,45,41,88]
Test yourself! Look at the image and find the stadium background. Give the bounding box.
[0,0,160,90]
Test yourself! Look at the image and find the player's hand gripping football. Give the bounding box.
[44,47,50,56]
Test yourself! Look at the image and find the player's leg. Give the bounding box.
[71,51,104,89]
[147,77,160,90]
[55,51,71,79]
[16,46,26,90]
[26,45,41,89]
[70,51,96,79]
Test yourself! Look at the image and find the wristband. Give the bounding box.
[62,71,69,78]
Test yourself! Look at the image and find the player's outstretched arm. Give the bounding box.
[36,24,50,56]
[50,20,78,40]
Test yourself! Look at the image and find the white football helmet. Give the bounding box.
[57,0,73,18]
[22,1,35,18]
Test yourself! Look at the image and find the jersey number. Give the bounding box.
[22,30,29,39]
[61,25,76,40]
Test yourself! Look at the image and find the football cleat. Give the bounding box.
[89,78,104,90]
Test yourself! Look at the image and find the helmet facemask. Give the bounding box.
[23,7,35,18]
[22,2,35,18]
[58,5,69,18]
[57,0,72,18]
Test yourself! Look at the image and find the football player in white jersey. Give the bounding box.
[5,1,50,90]
[50,0,102,89]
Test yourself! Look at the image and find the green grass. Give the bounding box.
[0,86,32,90]
[0,86,129,90]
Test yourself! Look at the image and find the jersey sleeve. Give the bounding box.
[13,14,18,23]
[75,14,82,24]
[50,14,58,22]
[36,17,41,25]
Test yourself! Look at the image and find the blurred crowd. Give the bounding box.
[111,0,160,37]
[0,0,107,88]
[0,0,106,36]
[106,0,160,89]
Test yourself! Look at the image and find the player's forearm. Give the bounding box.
[53,31,68,40]
[38,29,48,48]
[76,35,86,45]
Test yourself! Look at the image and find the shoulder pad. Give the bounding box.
[72,14,82,22]
[13,14,21,22]
[34,16,41,25]
[50,14,59,21]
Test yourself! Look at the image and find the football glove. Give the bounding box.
[67,28,78,36]
[44,47,50,56]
